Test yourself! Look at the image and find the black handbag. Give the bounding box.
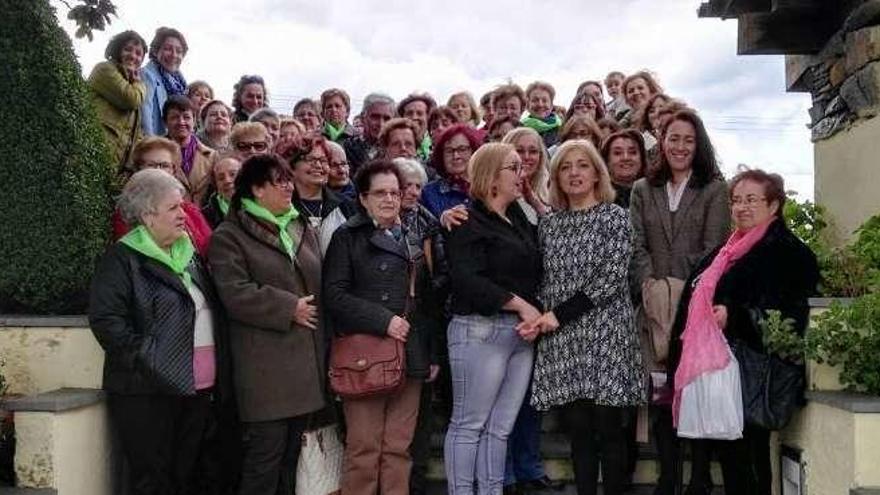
[731,339,805,430]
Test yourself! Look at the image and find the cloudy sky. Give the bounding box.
[53,0,815,198]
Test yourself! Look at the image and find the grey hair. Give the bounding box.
[392,157,427,185]
[249,107,280,123]
[361,93,395,115]
[117,169,185,226]
[325,140,346,158]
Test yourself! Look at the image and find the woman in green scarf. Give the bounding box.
[321,88,358,142]
[522,80,563,148]
[202,153,242,228]
[89,168,231,494]
[208,153,327,495]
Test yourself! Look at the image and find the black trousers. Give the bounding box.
[715,424,771,495]
[237,416,309,495]
[409,381,433,495]
[650,405,679,495]
[561,400,628,495]
[108,392,212,495]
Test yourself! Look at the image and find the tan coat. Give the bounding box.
[208,207,326,422]
[87,61,145,169]
[182,138,215,205]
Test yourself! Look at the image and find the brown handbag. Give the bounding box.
[328,256,417,399]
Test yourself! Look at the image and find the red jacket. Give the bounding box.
[111,201,213,257]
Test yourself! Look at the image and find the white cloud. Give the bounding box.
[54,0,815,196]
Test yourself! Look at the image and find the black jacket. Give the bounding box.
[322,213,436,377]
[446,199,542,316]
[89,243,231,400]
[668,219,820,386]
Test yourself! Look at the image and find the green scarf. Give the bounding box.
[120,225,194,287]
[521,113,562,134]
[216,195,230,217]
[417,134,432,161]
[241,198,299,258]
[324,121,346,142]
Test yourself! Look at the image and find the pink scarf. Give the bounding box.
[672,218,773,425]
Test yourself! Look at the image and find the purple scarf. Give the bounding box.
[157,64,187,96]
[181,135,199,176]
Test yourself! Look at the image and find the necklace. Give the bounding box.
[298,199,323,228]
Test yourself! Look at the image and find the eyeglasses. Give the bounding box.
[730,196,767,207]
[235,141,269,152]
[300,156,329,167]
[329,160,349,170]
[500,163,523,175]
[443,145,471,157]
[142,161,174,171]
[365,189,401,199]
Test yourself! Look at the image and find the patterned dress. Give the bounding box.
[531,203,646,410]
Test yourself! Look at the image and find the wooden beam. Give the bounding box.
[737,11,836,54]
[785,54,818,92]
[699,0,771,18]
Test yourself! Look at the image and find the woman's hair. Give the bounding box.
[232,75,268,114]
[559,115,603,147]
[429,123,482,178]
[293,98,320,116]
[104,30,147,63]
[492,83,526,111]
[230,122,269,147]
[428,106,458,133]
[525,81,556,103]
[564,91,606,121]
[479,91,493,109]
[548,140,616,210]
[117,168,185,226]
[622,70,663,107]
[634,93,671,133]
[487,115,522,138]
[447,91,481,125]
[596,117,622,135]
[186,81,213,100]
[320,88,351,112]
[648,108,723,187]
[161,94,195,120]
[148,27,188,62]
[231,154,292,208]
[501,127,549,202]
[199,99,232,123]
[276,132,330,168]
[393,157,428,186]
[131,136,182,169]
[468,143,515,203]
[600,128,648,178]
[280,118,306,134]
[576,80,604,99]
[377,117,418,148]
[249,108,280,125]
[728,168,787,220]
[396,93,437,117]
[355,159,405,195]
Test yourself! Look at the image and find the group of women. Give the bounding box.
[87,25,819,495]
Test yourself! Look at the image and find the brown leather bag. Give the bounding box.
[328,256,416,399]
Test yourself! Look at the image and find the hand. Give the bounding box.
[534,311,560,334]
[440,206,469,231]
[521,181,548,215]
[126,67,140,82]
[386,316,411,342]
[426,364,440,383]
[712,305,728,330]
[293,295,318,330]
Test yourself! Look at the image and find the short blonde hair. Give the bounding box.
[548,139,616,210]
[131,136,181,169]
[525,81,556,102]
[447,91,481,126]
[501,127,549,203]
[230,122,269,147]
[468,142,516,203]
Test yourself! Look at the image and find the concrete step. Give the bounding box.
[425,480,725,494]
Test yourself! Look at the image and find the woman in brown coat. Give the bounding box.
[208,154,325,495]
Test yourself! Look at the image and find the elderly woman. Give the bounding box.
[277,134,356,254]
[293,98,323,133]
[323,160,433,495]
[326,140,356,200]
[88,30,147,169]
[197,100,233,152]
[141,27,188,136]
[502,127,551,224]
[420,124,481,228]
[601,129,648,209]
[447,91,481,127]
[398,93,437,161]
[90,168,227,495]
[112,137,213,256]
[209,154,325,495]
[444,143,542,495]
[230,122,271,161]
[379,117,420,161]
[493,83,526,122]
[630,108,730,495]
[668,169,819,495]
[163,95,216,204]
[526,140,645,495]
[202,153,241,228]
[521,81,562,148]
[249,108,281,147]
[321,88,357,142]
[232,75,268,123]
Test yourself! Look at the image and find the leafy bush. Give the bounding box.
[0,0,113,313]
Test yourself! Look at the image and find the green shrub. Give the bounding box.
[0,0,113,313]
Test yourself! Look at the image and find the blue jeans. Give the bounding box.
[504,385,546,485]
[444,313,534,495]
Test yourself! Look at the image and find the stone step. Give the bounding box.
[425,480,725,494]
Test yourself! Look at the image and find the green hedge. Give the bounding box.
[0,0,113,313]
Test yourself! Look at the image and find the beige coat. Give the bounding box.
[208,207,326,422]
[87,61,145,169]
[181,138,215,205]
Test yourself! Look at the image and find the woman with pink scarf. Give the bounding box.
[667,169,819,495]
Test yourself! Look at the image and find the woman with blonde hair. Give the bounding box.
[525,139,644,495]
[447,91,481,126]
[501,127,550,224]
[444,142,542,494]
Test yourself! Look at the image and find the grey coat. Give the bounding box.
[629,176,730,288]
[208,207,326,422]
